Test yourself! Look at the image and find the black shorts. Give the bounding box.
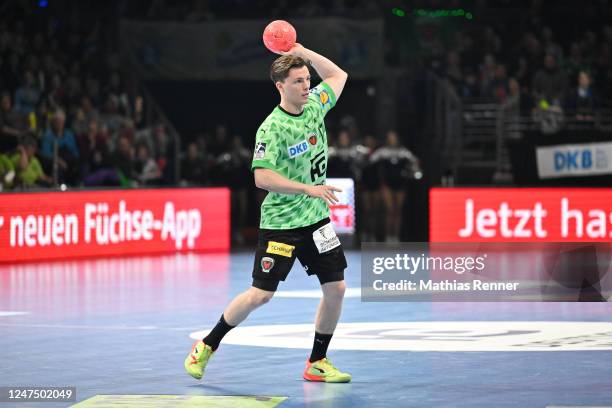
[251,218,347,291]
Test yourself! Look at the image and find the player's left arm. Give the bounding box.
[281,43,348,100]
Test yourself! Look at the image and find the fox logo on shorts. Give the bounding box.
[261,257,275,273]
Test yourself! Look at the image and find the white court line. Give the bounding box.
[0,311,30,317]
[190,321,612,351]
[0,323,198,331]
[275,287,361,298]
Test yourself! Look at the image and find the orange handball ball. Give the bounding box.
[262,20,296,53]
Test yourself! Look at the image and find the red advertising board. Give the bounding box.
[430,188,612,242]
[0,188,230,262]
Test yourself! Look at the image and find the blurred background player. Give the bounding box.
[371,130,421,242]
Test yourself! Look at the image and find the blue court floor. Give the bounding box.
[1,250,611,408]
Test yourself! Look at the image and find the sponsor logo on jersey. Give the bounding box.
[288,140,309,158]
[266,241,295,257]
[254,142,267,159]
[310,150,326,182]
[308,133,317,145]
[261,256,275,273]
[319,90,330,106]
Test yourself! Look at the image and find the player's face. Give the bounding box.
[280,66,311,106]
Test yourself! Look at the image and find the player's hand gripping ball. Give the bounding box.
[263,20,296,53]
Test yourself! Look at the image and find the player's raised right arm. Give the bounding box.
[281,43,348,100]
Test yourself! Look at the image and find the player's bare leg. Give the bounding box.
[382,186,394,241]
[224,286,275,326]
[391,190,406,241]
[303,280,351,382]
[315,280,346,333]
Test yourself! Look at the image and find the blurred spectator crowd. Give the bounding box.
[429,5,612,124]
[135,0,382,21]
[0,8,175,191]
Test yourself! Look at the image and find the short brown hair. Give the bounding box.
[269,55,309,83]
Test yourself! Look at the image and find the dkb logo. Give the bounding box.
[554,149,593,171]
[288,140,309,158]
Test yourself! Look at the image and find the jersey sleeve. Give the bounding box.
[308,81,337,117]
[251,124,281,171]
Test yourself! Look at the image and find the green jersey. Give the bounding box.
[252,81,336,230]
